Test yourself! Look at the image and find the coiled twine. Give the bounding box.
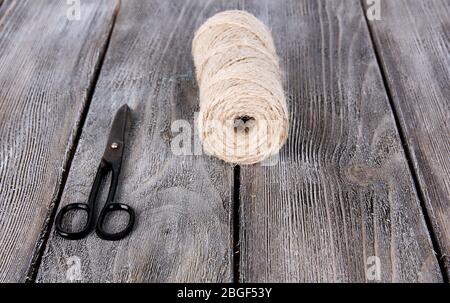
[192,10,289,165]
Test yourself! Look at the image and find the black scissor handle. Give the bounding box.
[55,162,105,240]
[96,203,135,241]
[55,203,94,240]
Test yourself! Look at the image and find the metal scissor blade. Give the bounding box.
[103,104,129,162]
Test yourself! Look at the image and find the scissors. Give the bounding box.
[55,104,135,241]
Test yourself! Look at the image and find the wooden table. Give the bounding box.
[0,0,448,283]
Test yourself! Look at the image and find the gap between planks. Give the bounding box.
[233,165,241,283]
[359,0,448,282]
[25,2,122,283]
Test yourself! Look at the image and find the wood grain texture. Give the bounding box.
[363,0,450,277]
[37,0,237,283]
[238,0,443,282]
[0,0,118,282]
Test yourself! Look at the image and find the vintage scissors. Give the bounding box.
[55,104,135,241]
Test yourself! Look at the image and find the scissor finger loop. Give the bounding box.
[96,203,135,241]
[55,203,93,240]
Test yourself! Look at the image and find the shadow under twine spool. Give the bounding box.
[192,10,289,165]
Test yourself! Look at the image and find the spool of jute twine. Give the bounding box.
[192,10,289,165]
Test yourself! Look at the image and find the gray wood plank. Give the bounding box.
[37,0,237,282]
[238,0,443,282]
[363,0,450,277]
[0,0,119,282]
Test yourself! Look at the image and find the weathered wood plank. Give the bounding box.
[0,0,119,282]
[238,0,443,282]
[363,0,450,277]
[37,0,237,282]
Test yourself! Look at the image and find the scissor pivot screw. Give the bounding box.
[111,142,119,149]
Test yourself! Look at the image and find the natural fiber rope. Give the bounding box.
[192,10,289,165]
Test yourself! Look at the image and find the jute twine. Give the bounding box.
[192,10,288,165]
